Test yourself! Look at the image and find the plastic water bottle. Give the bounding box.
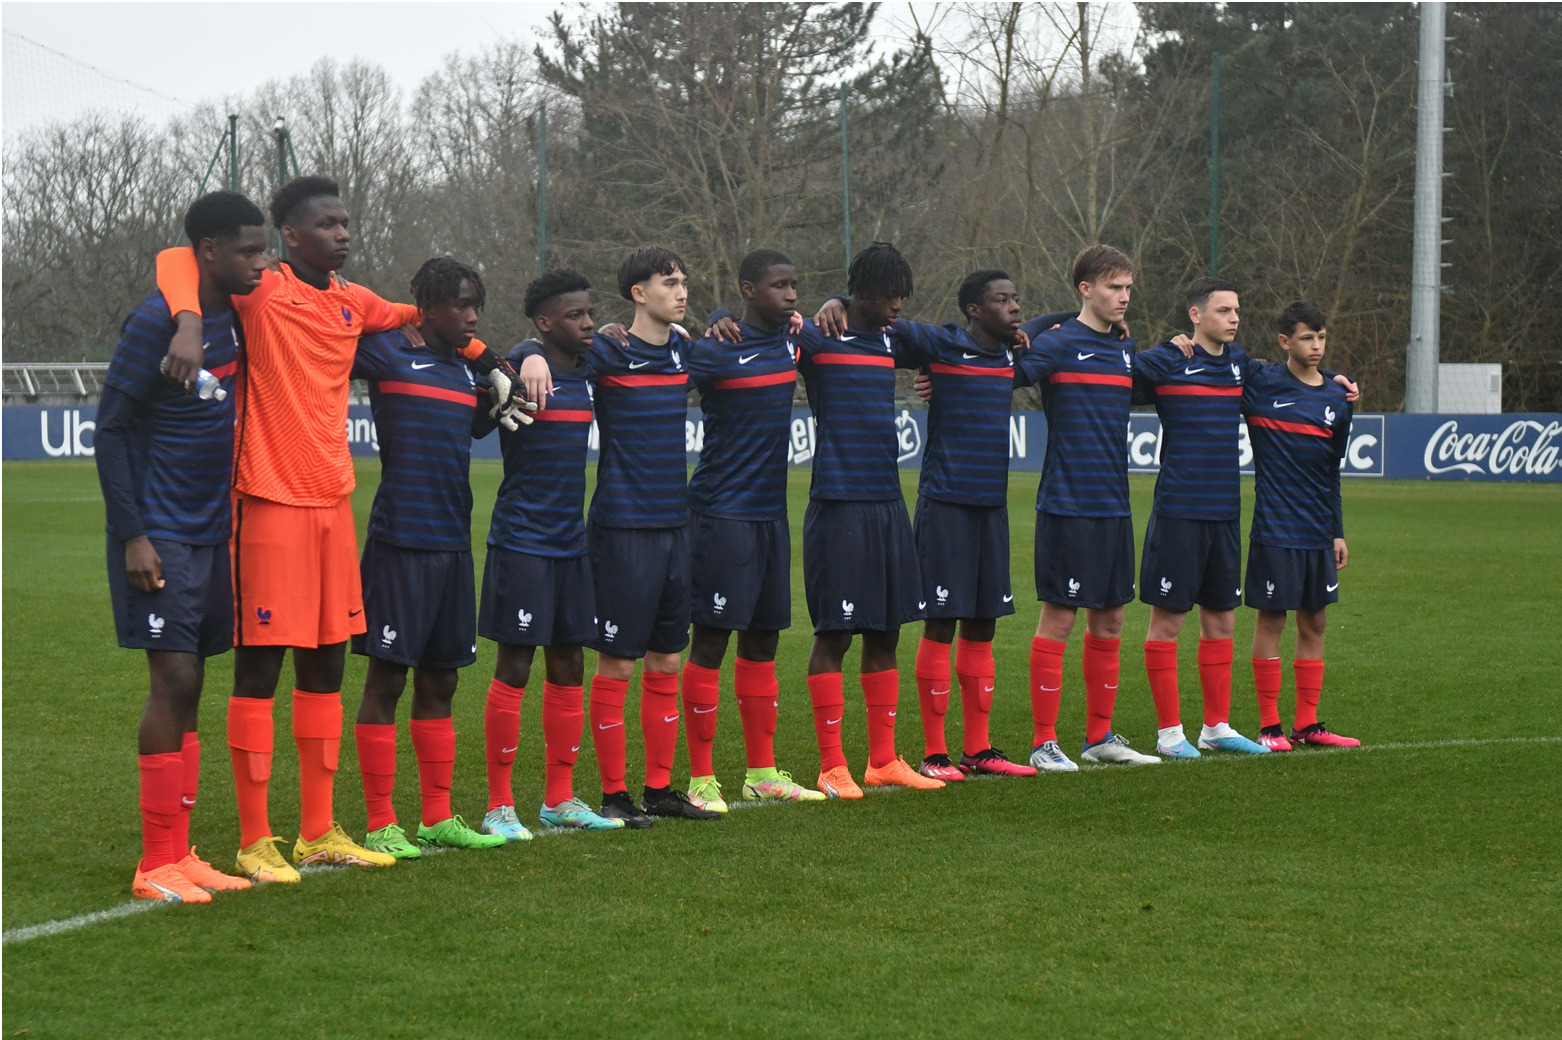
[192,369,228,401]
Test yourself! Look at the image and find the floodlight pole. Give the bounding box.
[1209,52,1220,277]
[228,114,239,192]
[1407,1,1449,413]
[538,101,548,275]
[274,117,290,261]
[841,83,853,272]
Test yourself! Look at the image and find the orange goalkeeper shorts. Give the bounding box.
[231,493,365,648]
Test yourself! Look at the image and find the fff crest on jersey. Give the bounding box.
[1231,362,1242,381]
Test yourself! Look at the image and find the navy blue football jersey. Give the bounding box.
[687,319,798,522]
[485,345,595,558]
[1243,363,1351,549]
[585,330,692,529]
[101,291,238,544]
[352,331,482,552]
[889,320,1016,507]
[1014,316,1135,518]
[1134,340,1255,521]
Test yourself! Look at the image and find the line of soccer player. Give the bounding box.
[100,181,1361,904]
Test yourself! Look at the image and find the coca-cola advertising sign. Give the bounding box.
[1416,417,1562,479]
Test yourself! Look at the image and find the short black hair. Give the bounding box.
[410,257,485,312]
[617,245,687,301]
[184,190,266,246]
[847,241,913,301]
[1186,276,1239,311]
[524,268,592,318]
[269,175,341,230]
[1276,300,1327,337]
[958,268,1011,316]
[738,248,793,287]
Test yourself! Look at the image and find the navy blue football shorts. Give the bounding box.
[803,498,924,633]
[478,546,597,648]
[1033,512,1136,610]
[587,522,691,658]
[351,538,476,669]
[913,496,1014,620]
[107,536,232,656]
[689,512,791,632]
[1138,513,1242,612]
[1244,541,1339,612]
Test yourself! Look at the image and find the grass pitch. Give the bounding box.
[3,461,1560,1037]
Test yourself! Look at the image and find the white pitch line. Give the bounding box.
[7,734,1558,947]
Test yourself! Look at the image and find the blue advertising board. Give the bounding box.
[6,403,1558,482]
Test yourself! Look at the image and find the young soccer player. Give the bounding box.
[98,191,267,903]
[349,258,507,858]
[517,246,719,826]
[819,270,1041,781]
[154,177,504,880]
[478,269,624,834]
[1016,245,1161,770]
[1243,301,1359,750]
[1134,279,1359,758]
[680,249,826,809]
[793,242,944,797]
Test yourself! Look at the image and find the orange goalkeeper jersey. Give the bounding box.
[157,249,440,507]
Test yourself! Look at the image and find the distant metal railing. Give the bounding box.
[2,363,111,402]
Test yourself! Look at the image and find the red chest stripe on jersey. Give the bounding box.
[812,353,895,367]
[208,361,238,380]
[598,373,689,387]
[532,409,593,422]
[1157,384,1242,397]
[712,370,798,390]
[1049,372,1132,387]
[1248,415,1332,437]
[930,363,1014,378]
[379,381,478,406]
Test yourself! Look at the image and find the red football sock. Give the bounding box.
[541,681,584,807]
[955,638,995,756]
[914,637,952,758]
[1082,634,1121,746]
[1144,639,1181,730]
[292,690,342,843]
[734,657,777,770]
[410,717,455,828]
[1197,638,1234,727]
[1253,657,1283,729]
[681,661,720,778]
[861,669,900,770]
[589,675,629,794]
[807,672,847,771]
[138,752,183,870]
[1294,659,1324,731]
[354,723,399,831]
[1029,637,1065,745]
[641,670,680,790]
[227,696,274,848]
[176,731,199,854]
[484,679,524,810]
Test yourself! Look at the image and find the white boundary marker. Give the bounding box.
[6,734,1557,947]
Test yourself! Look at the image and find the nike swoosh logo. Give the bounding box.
[739,353,761,364]
[410,361,435,370]
[1105,684,1118,690]
[692,706,716,714]
[1326,583,1339,592]
[1040,685,1060,692]
[180,797,196,807]
[887,710,896,717]
[962,351,981,359]
[1273,401,1296,408]
[838,334,856,342]
[348,609,362,617]
[931,689,949,697]
[826,717,842,726]
[1002,594,1014,603]
[1077,352,1096,360]
[571,746,580,752]
[917,601,927,610]
[983,686,994,693]
[1184,366,1205,375]
[663,714,679,723]
[598,722,623,730]
[628,360,652,369]
[501,746,518,754]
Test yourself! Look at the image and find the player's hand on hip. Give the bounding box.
[815,298,848,339]
[125,536,165,592]
[160,313,205,392]
[708,315,743,344]
[1334,538,1348,570]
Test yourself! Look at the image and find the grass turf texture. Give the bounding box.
[4,460,1560,1037]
